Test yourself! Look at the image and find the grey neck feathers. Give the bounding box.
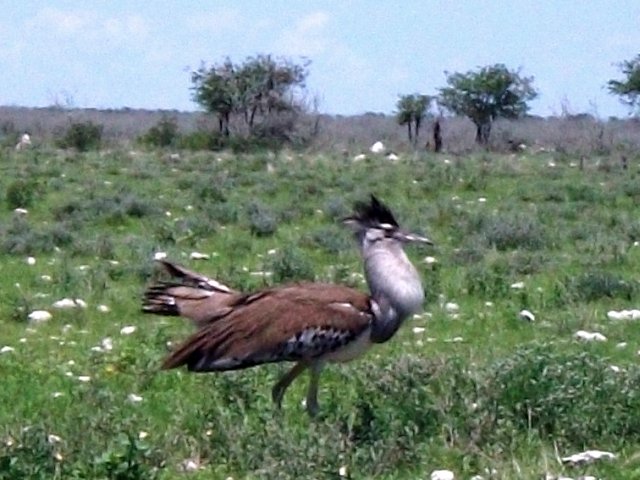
[363,240,424,344]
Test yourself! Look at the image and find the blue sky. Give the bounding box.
[2,1,639,117]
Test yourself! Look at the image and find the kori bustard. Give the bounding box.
[142,195,432,416]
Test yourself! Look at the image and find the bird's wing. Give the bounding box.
[155,260,235,293]
[142,260,238,326]
[162,283,373,372]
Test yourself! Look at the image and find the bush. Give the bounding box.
[267,246,315,282]
[571,271,636,302]
[480,214,547,251]
[177,130,226,151]
[5,179,38,209]
[486,344,640,447]
[139,115,180,148]
[246,202,278,237]
[57,121,103,151]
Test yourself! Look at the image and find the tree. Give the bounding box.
[190,55,309,138]
[608,54,640,112]
[438,64,537,145]
[396,94,433,145]
[191,58,235,136]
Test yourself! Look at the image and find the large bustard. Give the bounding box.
[142,195,432,416]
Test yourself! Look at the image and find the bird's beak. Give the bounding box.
[394,229,434,245]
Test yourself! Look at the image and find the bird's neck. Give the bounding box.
[363,244,424,343]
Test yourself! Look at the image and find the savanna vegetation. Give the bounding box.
[2,53,640,479]
[1,136,640,479]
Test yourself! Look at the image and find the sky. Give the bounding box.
[2,1,639,118]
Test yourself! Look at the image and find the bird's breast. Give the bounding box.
[322,327,372,363]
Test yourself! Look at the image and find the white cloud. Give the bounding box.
[27,7,150,44]
[275,11,331,56]
[28,8,96,35]
[185,9,242,33]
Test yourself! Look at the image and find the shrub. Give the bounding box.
[0,217,76,255]
[5,179,38,209]
[139,115,180,148]
[465,259,511,298]
[0,426,65,479]
[570,271,636,302]
[267,246,315,282]
[302,225,352,255]
[247,202,278,237]
[481,214,547,251]
[177,130,226,151]
[486,344,640,447]
[57,121,103,151]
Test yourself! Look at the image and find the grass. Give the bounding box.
[1,146,640,478]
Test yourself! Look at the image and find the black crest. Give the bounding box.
[351,195,399,227]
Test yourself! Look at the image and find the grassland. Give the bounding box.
[2,145,640,479]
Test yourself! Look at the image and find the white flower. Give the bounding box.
[77,376,91,382]
[101,338,113,351]
[52,392,64,398]
[0,346,15,354]
[52,298,77,309]
[339,465,348,477]
[190,252,209,260]
[561,449,616,465]
[519,309,535,322]
[26,256,36,265]
[28,310,52,324]
[607,309,640,321]
[510,281,525,289]
[444,302,459,313]
[181,459,200,472]
[128,393,143,403]
[97,304,110,313]
[370,141,385,154]
[154,251,167,260]
[431,470,455,480]
[120,325,136,335]
[40,275,52,282]
[412,327,426,334]
[47,434,62,444]
[138,431,149,439]
[574,330,607,342]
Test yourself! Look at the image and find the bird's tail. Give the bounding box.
[142,260,237,327]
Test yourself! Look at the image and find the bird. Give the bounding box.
[142,195,432,416]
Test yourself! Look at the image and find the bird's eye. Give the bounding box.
[377,223,396,237]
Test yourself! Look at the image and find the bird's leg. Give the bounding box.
[305,362,324,417]
[272,362,307,410]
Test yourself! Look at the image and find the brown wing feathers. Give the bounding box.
[142,261,238,326]
[161,283,373,372]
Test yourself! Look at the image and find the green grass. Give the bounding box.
[1,147,640,478]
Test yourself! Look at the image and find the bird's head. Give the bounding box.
[342,195,433,248]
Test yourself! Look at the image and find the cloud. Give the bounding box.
[29,7,94,35]
[274,11,331,56]
[27,7,150,44]
[185,9,242,33]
